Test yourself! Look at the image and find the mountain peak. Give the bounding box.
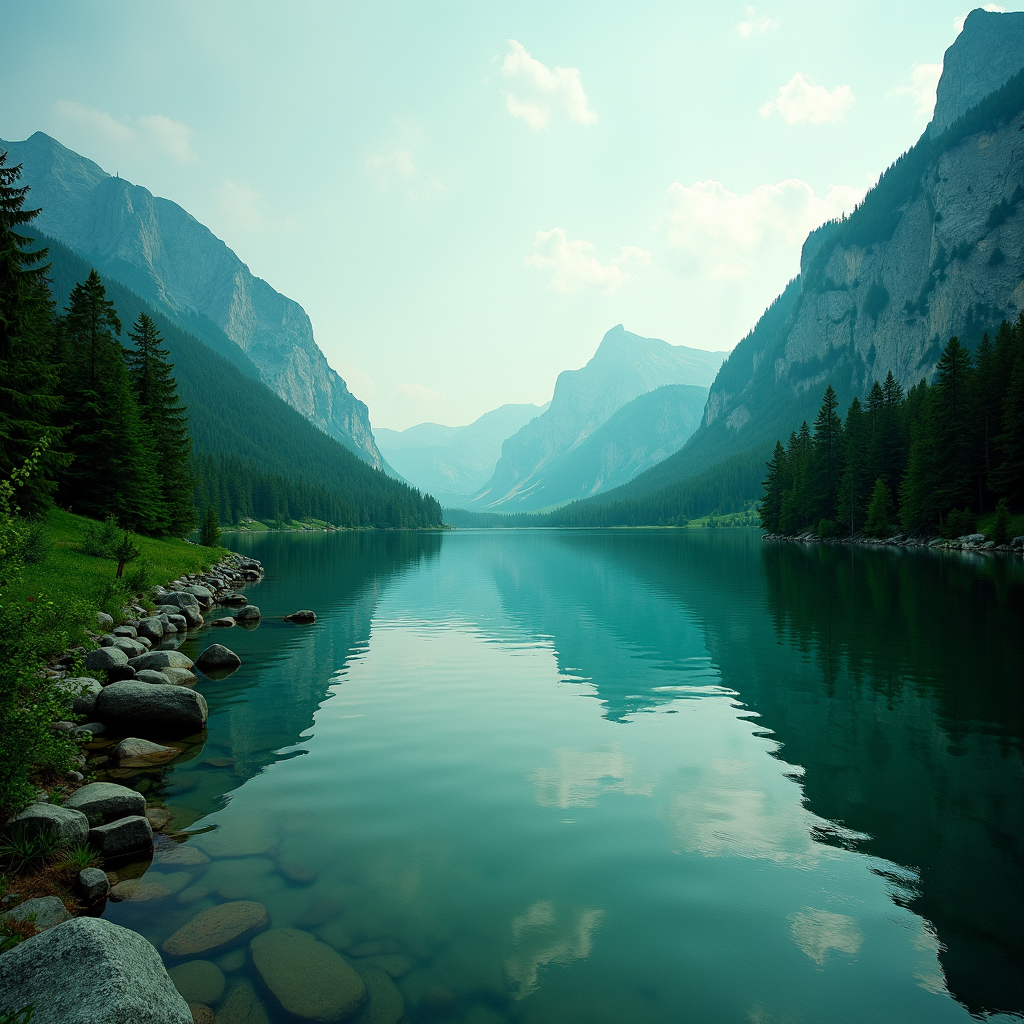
[931,8,1024,136]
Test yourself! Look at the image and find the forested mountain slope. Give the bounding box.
[1,131,384,468]
[42,235,442,528]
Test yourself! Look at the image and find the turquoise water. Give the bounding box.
[102,530,1024,1023]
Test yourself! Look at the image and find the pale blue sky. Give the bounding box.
[2,1,1018,428]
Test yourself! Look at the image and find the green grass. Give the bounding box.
[11,508,226,633]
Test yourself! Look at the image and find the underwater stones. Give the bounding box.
[196,644,241,671]
[146,807,172,830]
[278,858,318,884]
[357,954,415,980]
[109,878,170,903]
[197,818,278,858]
[114,737,179,767]
[352,966,404,1024]
[155,843,211,868]
[188,1004,215,1024]
[216,979,271,1024]
[234,605,261,625]
[215,948,247,973]
[169,960,226,1005]
[285,610,316,624]
[65,781,146,824]
[0,916,192,1024]
[251,928,366,1022]
[162,901,269,958]
[210,617,236,628]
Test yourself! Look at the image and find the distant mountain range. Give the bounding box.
[546,7,1024,526]
[0,131,383,469]
[376,403,547,503]
[467,326,725,511]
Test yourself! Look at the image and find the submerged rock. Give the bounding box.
[352,966,404,1024]
[0,916,192,1023]
[210,617,236,628]
[285,610,317,624]
[114,737,179,767]
[251,927,366,1021]
[216,979,271,1024]
[162,901,269,958]
[196,644,241,670]
[234,605,261,624]
[169,959,225,1004]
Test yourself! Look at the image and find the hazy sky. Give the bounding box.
[3,1,1018,429]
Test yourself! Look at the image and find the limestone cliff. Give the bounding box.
[0,132,383,468]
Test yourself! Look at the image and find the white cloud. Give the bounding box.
[53,100,197,162]
[892,63,943,120]
[214,181,267,231]
[366,145,443,200]
[501,40,597,130]
[396,383,444,403]
[734,6,779,37]
[658,178,863,280]
[525,229,651,294]
[759,73,855,124]
[954,4,1004,35]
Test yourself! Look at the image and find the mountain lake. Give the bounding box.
[99,529,1024,1024]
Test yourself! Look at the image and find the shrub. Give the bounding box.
[864,478,893,537]
[0,826,64,874]
[989,499,1011,545]
[82,514,121,557]
[941,508,977,538]
[816,518,841,539]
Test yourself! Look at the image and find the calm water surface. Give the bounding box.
[102,530,1024,1024]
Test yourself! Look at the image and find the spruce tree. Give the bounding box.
[200,503,220,548]
[865,477,892,537]
[0,152,64,512]
[810,384,843,522]
[932,336,975,514]
[837,397,869,535]
[126,312,195,536]
[57,271,166,532]
[993,318,1024,505]
[758,441,786,533]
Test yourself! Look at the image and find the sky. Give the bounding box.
[2,1,1020,429]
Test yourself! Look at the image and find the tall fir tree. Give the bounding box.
[837,397,869,535]
[932,336,975,515]
[125,313,196,536]
[0,152,64,512]
[57,271,166,532]
[809,384,843,521]
[758,441,787,533]
[993,315,1024,505]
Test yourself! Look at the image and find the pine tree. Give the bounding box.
[57,271,166,532]
[0,151,64,512]
[810,384,843,522]
[837,397,869,535]
[758,441,787,533]
[125,313,195,536]
[865,477,892,537]
[779,423,812,533]
[200,503,220,548]
[932,336,975,514]
[993,317,1024,505]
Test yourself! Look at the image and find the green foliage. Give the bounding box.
[941,508,977,539]
[59,842,100,871]
[988,498,1011,545]
[816,518,841,539]
[864,478,893,537]
[200,504,221,548]
[0,1006,35,1023]
[81,513,121,557]
[0,825,64,874]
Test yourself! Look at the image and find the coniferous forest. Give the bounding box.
[758,326,1024,539]
[0,153,443,536]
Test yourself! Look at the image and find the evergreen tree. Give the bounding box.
[125,312,195,536]
[837,397,869,535]
[0,152,64,512]
[865,477,893,537]
[993,317,1024,505]
[57,271,165,532]
[810,384,843,522]
[972,332,999,508]
[932,336,975,514]
[758,441,787,533]
[779,423,812,533]
[200,503,220,548]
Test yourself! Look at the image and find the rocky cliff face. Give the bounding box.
[1,132,383,468]
[471,326,725,510]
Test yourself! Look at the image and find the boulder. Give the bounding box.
[88,815,153,859]
[210,617,236,628]
[234,606,261,624]
[183,585,214,609]
[66,782,146,824]
[111,637,147,657]
[251,928,366,1021]
[136,617,165,643]
[196,644,241,670]
[129,650,195,672]
[188,1003,215,1024]
[66,677,103,717]
[353,965,405,1024]
[96,611,114,631]
[163,667,199,687]
[169,960,225,1004]
[73,722,106,739]
[99,634,115,647]
[136,669,172,685]
[84,646,129,673]
[162,901,269,958]
[96,682,207,738]
[1,896,71,933]
[0,916,192,1024]
[217,980,270,1024]
[75,867,110,902]
[114,737,180,767]
[223,593,248,606]
[112,625,138,639]
[160,591,200,612]
[105,665,137,683]
[285,610,317,624]
[5,803,89,846]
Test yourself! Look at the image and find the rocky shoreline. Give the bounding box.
[761,530,1024,555]
[0,551,278,1023]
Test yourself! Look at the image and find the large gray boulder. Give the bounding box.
[129,650,194,672]
[95,682,207,737]
[196,644,241,671]
[84,646,128,673]
[183,585,214,608]
[159,591,200,612]
[114,737,179,767]
[65,677,102,717]
[1,896,71,933]
[75,867,109,902]
[0,916,192,1024]
[135,669,172,685]
[234,605,261,624]
[136,617,165,643]
[5,803,88,846]
[110,637,147,657]
[88,815,153,859]
[65,782,145,824]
